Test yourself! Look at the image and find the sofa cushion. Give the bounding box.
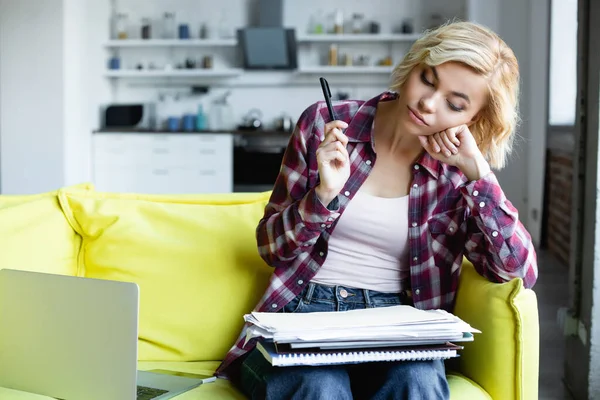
[0,183,93,277]
[453,261,539,400]
[135,362,492,400]
[0,361,493,399]
[58,189,274,362]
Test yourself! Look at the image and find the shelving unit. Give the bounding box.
[102,33,418,81]
[104,39,237,48]
[104,69,243,78]
[297,66,394,74]
[297,33,421,43]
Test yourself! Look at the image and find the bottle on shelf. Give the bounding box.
[196,104,207,131]
[162,12,176,39]
[141,17,151,39]
[333,9,344,34]
[328,44,338,66]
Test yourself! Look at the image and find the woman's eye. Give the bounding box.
[420,71,434,87]
[447,101,464,112]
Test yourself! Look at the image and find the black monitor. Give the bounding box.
[237,27,297,70]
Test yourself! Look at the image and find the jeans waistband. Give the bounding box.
[302,281,413,307]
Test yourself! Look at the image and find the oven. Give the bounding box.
[233,133,289,193]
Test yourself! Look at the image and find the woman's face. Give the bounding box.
[397,62,489,136]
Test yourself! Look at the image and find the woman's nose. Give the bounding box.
[419,96,436,114]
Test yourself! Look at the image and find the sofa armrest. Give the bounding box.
[453,261,539,400]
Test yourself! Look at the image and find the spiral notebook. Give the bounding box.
[257,341,461,367]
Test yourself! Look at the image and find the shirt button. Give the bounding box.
[339,289,348,298]
[366,160,372,165]
[271,303,277,309]
[479,201,485,207]
[297,279,304,285]
[328,217,334,221]
[319,251,324,257]
[492,231,499,237]
[321,223,326,228]
[414,289,420,296]
[473,190,479,196]
[413,165,420,170]
[413,256,418,262]
[449,227,454,232]
[344,191,350,196]
[411,222,417,227]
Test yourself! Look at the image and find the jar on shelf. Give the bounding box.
[308,9,325,34]
[351,13,364,34]
[115,13,128,39]
[333,9,344,34]
[162,12,176,39]
[141,18,151,39]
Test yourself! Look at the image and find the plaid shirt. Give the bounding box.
[216,91,538,378]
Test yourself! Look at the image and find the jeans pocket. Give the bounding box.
[281,295,305,313]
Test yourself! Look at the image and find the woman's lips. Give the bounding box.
[408,106,428,126]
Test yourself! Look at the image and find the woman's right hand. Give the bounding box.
[315,120,350,206]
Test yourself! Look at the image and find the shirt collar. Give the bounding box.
[344,91,399,143]
[416,151,441,179]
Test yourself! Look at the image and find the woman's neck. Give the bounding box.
[374,99,423,159]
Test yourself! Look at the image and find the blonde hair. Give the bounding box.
[390,21,520,169]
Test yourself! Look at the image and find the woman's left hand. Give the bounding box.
[418,125,491,181]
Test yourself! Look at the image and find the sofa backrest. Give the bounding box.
[58,188,274,362]
[0,184,93,278]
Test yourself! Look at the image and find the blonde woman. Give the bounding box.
[217,20,538,399]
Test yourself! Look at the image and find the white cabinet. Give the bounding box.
[92,133,233,194]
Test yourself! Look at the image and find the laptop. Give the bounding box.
[0,269,216,400]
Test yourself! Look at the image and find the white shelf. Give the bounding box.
[297,66,394,74]
[104,39,237,48]
[104,69,243,78]
[297,33,421,43]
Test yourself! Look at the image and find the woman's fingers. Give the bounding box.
[316,141,349,165]
[322,121,349,147]
[431,134,445,155]
[440,131,458,155]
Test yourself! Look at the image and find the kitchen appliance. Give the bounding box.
[102,103,157,130]
[238,109,263,131]
[274,114,294,132]
[209,92,235,130]
[233,133,289,192]
[237,27,297,70]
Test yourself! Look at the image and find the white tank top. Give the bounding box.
[311,189,410,293]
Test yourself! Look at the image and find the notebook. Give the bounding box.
[256,341,461,367]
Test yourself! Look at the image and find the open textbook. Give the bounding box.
[244,305,480,366]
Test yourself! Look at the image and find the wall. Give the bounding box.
[0,0,66,194]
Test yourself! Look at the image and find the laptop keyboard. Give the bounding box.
[137,385,169,400]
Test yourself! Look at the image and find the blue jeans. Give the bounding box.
[239,282,450,400]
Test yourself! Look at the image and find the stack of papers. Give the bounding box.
[244,305,480,350]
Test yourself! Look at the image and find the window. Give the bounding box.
[549,0,578,125]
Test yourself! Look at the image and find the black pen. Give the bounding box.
[319,77,336,122]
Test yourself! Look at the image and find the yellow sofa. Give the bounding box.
[0,185,539,400]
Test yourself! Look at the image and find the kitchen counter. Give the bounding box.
[93,128,292,150]
[93,128,293,137]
